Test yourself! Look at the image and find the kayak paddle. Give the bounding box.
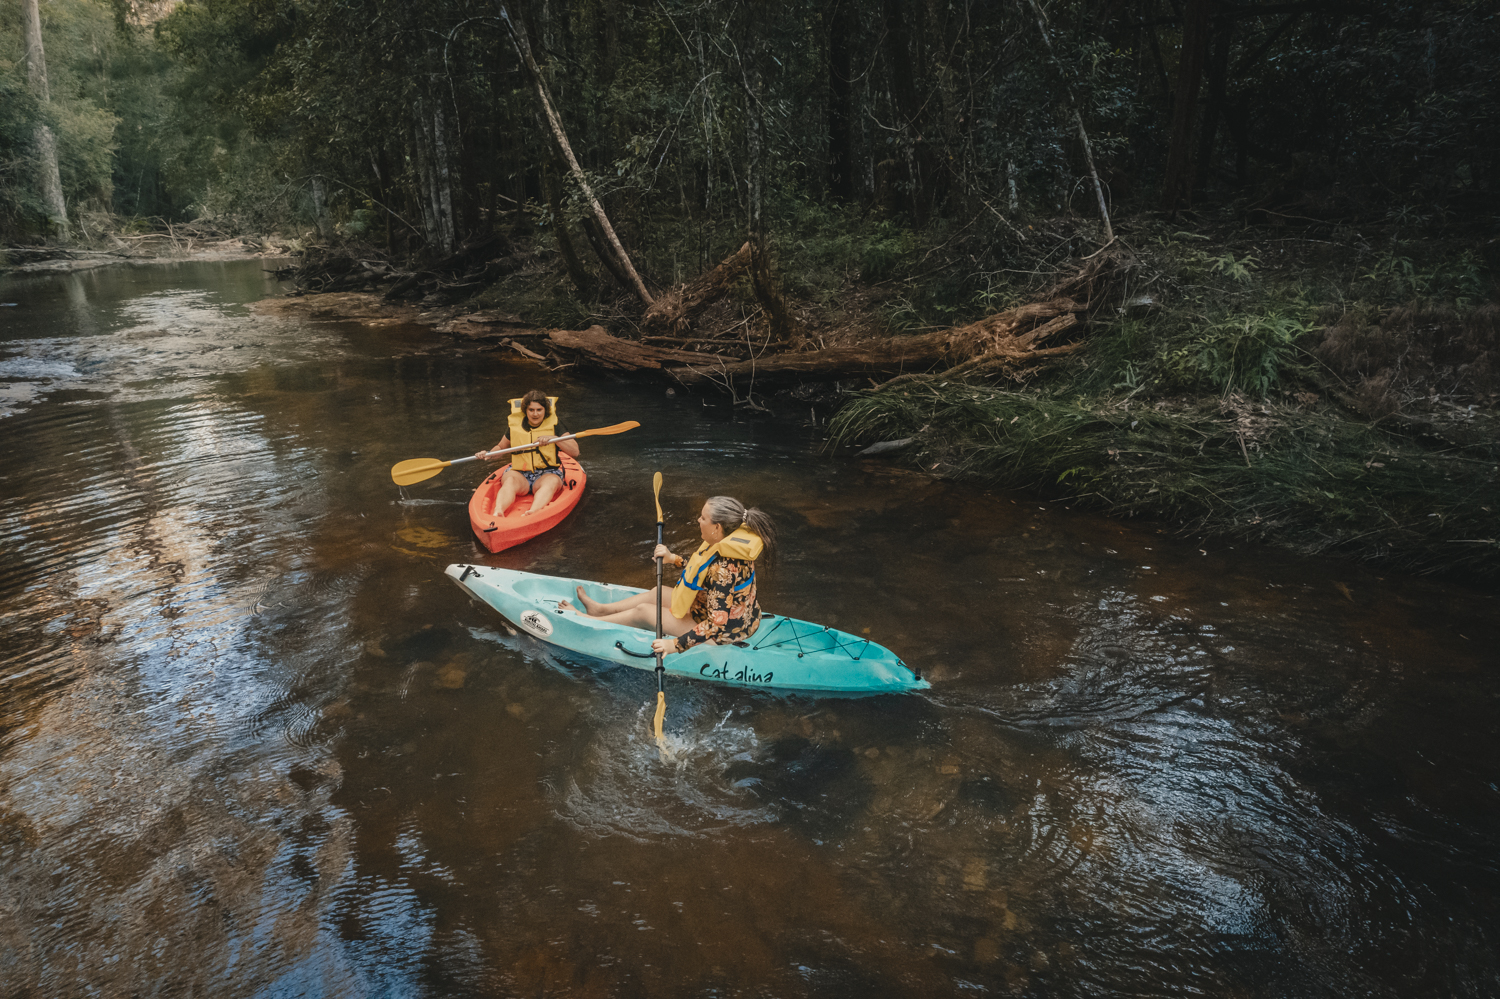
[652,471,667,746]
[390,420,640,486]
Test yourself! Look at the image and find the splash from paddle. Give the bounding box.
[651,471,668,749]
[390,421,639,486]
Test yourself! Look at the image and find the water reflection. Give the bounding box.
[1,260,1498,996]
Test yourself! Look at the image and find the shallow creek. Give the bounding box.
[1,260,1497,997]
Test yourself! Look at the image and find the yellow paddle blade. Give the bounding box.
[575,420,641,438]
[652,471,663,523]
[391,457,451,486]
[653,690,666,742]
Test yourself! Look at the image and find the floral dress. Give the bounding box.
[673,556,762,652]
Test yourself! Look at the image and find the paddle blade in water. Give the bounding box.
[391,458,451,486]
[653,690,666,742]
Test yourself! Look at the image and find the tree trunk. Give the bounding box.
[541,164,594,296]
[667,300,1084,388]
[882,0,927,223]
[310,177,328,239]
[826,0,854,202]
[22,0,67,235]
[1161,0,1213,213]
[430,101,457,254]
[411,107,437,249]
[744,40,765,246]
[741,3,800,344]
[1195,17,1233,191]
[499,4,654,307]
[580,215,638,296]
[1025,0,1112,240]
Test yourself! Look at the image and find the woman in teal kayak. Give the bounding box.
[562,495,776,656]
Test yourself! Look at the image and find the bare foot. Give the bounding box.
[557,598,585,616]
[574,585,604,616]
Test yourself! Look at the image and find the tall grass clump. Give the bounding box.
[829,382,1500,577]
[1162,310,1315,396]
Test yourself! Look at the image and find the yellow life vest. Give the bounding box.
[507,396,561,471]
[670,527,763,619]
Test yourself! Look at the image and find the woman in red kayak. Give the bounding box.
[474,389,580,521]
[562,495,776,656]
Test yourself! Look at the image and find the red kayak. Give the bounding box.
[467,453,586,553]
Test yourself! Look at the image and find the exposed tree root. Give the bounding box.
[642,241,752,334]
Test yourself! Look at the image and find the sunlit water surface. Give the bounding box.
[1,260,1497,997]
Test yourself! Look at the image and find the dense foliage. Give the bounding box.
[2,0,1496,259]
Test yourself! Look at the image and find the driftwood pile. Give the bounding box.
[574,243,1132,390]
[521,248,1135,391]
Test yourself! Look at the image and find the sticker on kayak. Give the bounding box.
[518,609,554,638]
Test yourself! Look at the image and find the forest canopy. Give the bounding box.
[2,0,1496,259]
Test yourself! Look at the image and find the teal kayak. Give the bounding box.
[445,563,929,694]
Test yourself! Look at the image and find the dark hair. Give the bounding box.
[519,389,551,419]
[704,495,777,562]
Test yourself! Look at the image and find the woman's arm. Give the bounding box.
[475,436,511,461]
[673,560,739,652]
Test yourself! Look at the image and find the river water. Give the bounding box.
[1,259,1497,997]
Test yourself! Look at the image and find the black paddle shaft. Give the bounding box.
[651,513,663,684]
[654,519,664,690]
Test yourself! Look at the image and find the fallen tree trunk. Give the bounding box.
[667,298,1085,387]
[527,296,1087,387]
[545,325,735,372]
[666,335,959,386]
[642,241,752,333]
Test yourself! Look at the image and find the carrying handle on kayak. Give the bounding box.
[615,641,656,660]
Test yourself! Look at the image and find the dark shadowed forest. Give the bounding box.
[4,0,1498,575]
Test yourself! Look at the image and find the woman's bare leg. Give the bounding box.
[490,467,532,519]
[581,601,694,636]
[573,584,661,616]
[522,472,564,516]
